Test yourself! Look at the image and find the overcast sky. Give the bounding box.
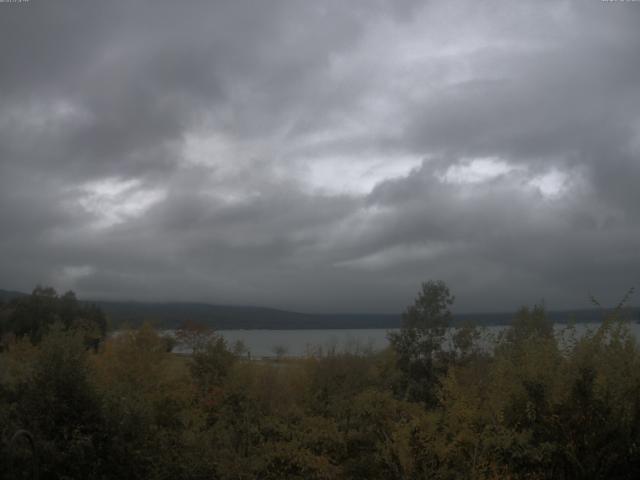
[1,0,639,313]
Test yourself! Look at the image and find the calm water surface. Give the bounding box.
[165,322,640,358]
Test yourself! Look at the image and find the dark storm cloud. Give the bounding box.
[1,0,639,313]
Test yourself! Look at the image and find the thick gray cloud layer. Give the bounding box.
[1,0,639,313]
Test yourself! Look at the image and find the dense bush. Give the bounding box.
[1,284,640,479]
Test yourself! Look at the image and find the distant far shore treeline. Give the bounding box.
[3,281,640,478]
[1,287,638,330]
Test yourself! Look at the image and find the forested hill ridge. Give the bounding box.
[4,281,640,478]
[89,301,640,329]
[0,288,27,302]
[1,288,637,329]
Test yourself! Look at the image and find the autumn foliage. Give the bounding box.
[1,283,640,479]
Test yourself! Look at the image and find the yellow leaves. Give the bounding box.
[258,441,341,480]
[225,360,304,418]
[5,315,640,479]
[0,335,38,387]
[91,322,194,431]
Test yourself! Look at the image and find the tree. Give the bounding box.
[176,320,216,353]
[191,334,236,394]
[16,326,105,478]
[2,286,107,345]
[232,339,249,358]
[272,345,288,361]
[388,280,455,406]
[503,304,553,346]
[7,286,60,343]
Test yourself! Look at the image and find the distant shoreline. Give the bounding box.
[2,288,637,330]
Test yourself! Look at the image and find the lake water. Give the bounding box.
[166,322,640,358]
[213,329,393,358]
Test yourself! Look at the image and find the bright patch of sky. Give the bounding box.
[56,265,95,290]
[304,154,423,195]
[77,178,166,229]
[182,132,246,171]
[438,157,517,184]
[529,169,568,197]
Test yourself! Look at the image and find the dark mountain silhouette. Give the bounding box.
[2,288,637,329]
[0,288,27,302]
